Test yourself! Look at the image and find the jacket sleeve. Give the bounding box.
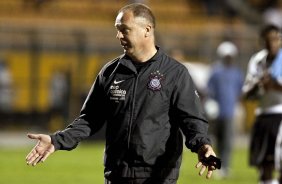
[171,66,211,153]
[50,73,107,151]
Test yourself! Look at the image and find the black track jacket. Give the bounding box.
[51,47,211,179]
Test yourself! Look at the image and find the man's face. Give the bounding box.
[264,30,281,56]
[115,11,148,57]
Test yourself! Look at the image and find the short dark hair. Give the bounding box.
[118,3,156,28]
[260,24,281,38]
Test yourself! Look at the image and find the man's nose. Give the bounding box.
[116,31,123,39]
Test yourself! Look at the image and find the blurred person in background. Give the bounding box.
[242,24,282,184]
[0,58,13,113]
[25,3,219,184]
[207,41,244,179]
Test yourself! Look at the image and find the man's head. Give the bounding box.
[115,3,156,60]
[216,41,238,66]
[260,24,281,57]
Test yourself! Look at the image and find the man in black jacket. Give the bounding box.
[26,3,217,184]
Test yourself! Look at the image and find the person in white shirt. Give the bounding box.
[242,24,282,184]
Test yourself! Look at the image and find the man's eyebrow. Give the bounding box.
[115,24,130,30]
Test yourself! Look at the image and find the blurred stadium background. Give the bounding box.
[0,0,280,183]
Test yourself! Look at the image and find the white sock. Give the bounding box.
[271,179,279,184]
[259,179,279,184]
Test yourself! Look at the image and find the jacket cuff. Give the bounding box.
[186,137,211,153]
[50,133,61,151]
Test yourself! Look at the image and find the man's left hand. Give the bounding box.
[195,144,217,179]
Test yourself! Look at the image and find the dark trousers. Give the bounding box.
[212,117,233,170]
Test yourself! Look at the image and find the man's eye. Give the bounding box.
[122,29,130,34]
[116,27,130,35]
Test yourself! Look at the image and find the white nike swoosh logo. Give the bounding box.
[113,79,125,84]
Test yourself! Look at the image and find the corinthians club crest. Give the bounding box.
[148,70,164,91]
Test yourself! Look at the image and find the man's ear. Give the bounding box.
[145,25,152,37]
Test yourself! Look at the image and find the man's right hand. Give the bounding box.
[26,133,55,166]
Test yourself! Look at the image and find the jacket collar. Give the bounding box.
[119,46,162,73]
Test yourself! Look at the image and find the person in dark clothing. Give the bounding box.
[26,3,217,183]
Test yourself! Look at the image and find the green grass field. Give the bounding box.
[0,141,257,184]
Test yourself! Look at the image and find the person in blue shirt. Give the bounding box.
[207,41,244,178]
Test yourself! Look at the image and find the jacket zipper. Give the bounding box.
[127,73,138,148]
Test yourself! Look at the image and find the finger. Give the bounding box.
[206,170,213,179]
[204,150,214,158]
[26,149,35,160]
[32,155,43,166]
[29,151,44,166]
[26,148,37,161]
[41,151,52,163]
[195,162,202,168]
[29,152,40,163]
[199,165,206,176]
[27,152,39,165]
[210,165,216,170]
[27,134,40,140]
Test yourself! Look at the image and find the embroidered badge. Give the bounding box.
[148,70,164,91]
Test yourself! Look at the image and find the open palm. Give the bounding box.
[26,134,55,166]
